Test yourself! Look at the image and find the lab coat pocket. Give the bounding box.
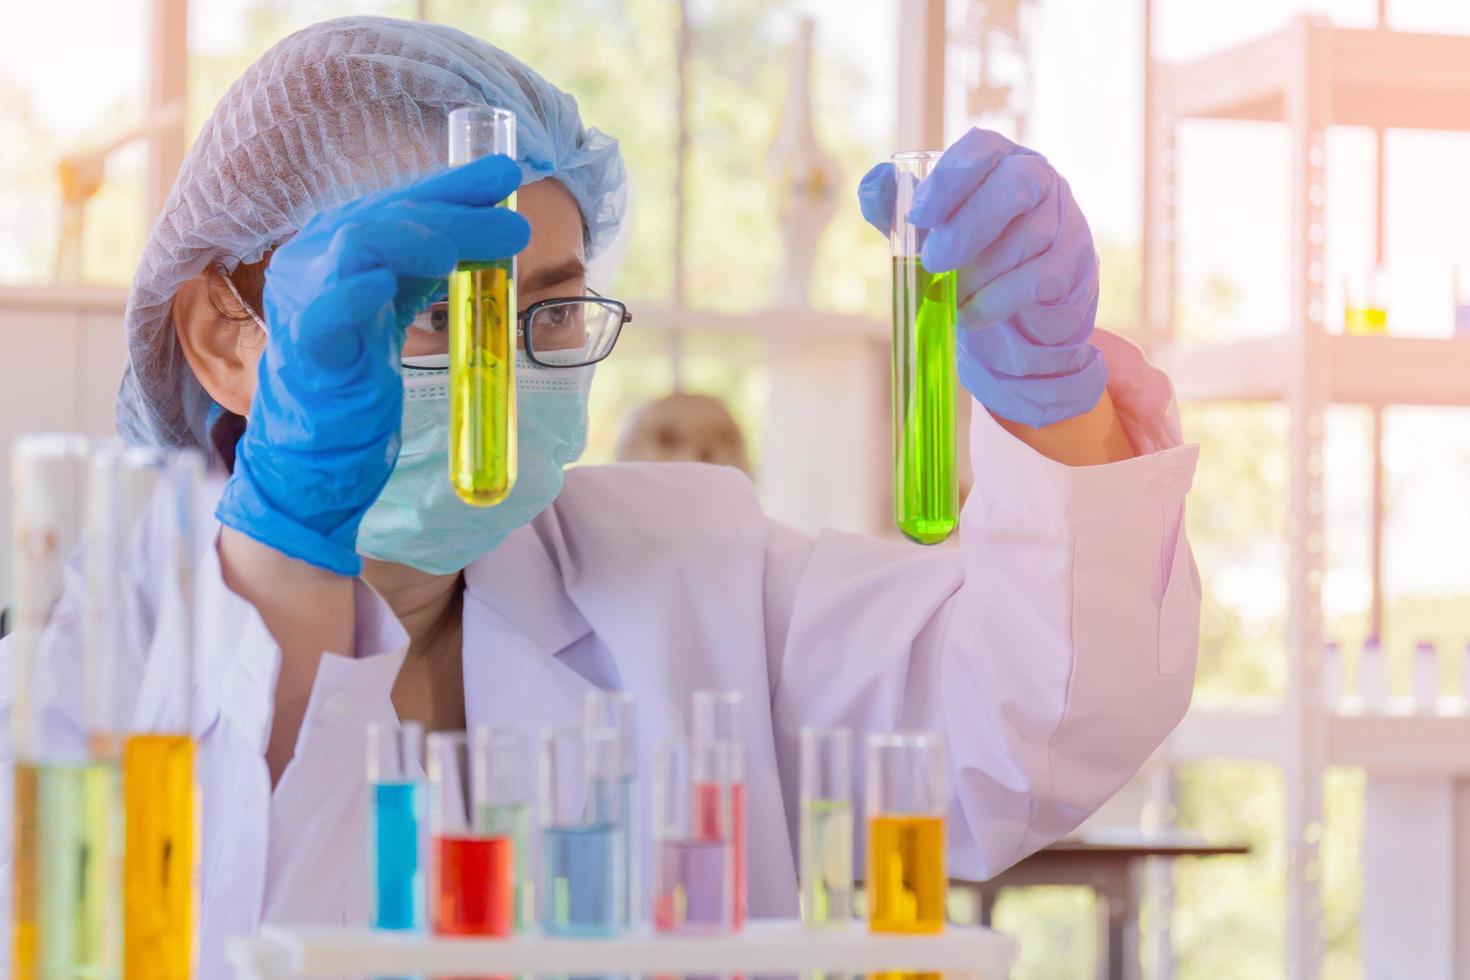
[1156,507,1201,677]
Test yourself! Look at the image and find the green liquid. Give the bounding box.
[800,798,853,927]
[478,801,533,931]
[449,256,517,507]
[892,256,958,544]
[14,761,121,980]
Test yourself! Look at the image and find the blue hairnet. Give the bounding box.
[117,15,626,448]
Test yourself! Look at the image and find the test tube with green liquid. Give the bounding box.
[891,150,958,544]
[447,105,518,506]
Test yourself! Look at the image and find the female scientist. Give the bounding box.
[11,14,1199,972]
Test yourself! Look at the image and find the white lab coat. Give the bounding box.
[1,331,1200,978]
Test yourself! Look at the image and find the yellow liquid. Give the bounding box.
[867,814,945,934]
[449,257,517,507]
[11,761,120,980]
[1344,305,1388,335]
[123,736,196,980]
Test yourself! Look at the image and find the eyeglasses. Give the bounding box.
[406,295,631,370]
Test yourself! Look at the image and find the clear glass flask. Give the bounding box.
[652,740,737,935]
[539,727,627,937]
[472,726,534,931]
[367,721,425,931]
[584,690,639,928]
[691,690,746,927]
[891,150,958,545]
[446,104,519,506]
[800,727,853,927]
[427,731,514,937]
[865,733,948,934]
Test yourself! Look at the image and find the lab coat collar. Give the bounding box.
[461,515,592,657]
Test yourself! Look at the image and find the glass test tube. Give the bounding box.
[472,726,533,931]
[10,435,101,980]
[1454,263,1470,337]
[447,104,519,507]
[1360,637,1387,714]
[691,690,746,928]
[652,740,737,934]
[865,733,948,934]
[121,449,202,980]
[1413,641,1440,714]
[367,721,425,931]
[1343,265,1389,336]
[539,727,627,937]
[584,690,638,929]
[86,444,192,980]
[800,727,853,927]
[428,732,514,936]
[890,150,958,545]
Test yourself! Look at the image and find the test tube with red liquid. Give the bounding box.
[691,690,746,927]
[653,739,738,934]
[427,731,515,937]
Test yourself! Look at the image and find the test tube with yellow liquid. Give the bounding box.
[90,447,203,979]
[447,105,518,506]
[10,435,114,980]
[891,151,958,545]
[865,733,947,936]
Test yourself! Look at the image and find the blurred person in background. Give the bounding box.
[615,391,752,474]
[0,15,1199,972]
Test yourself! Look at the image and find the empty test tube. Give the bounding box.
[1412,641,1440,714]
[1321,641,1341,713]
[1359,637,1387,714]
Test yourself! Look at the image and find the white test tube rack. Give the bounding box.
[227,919,1016,979]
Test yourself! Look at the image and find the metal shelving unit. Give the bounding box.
[1143,13,1470,980]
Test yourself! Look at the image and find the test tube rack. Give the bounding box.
[227,918,1016,979]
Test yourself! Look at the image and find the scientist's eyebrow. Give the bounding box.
[522,256,587,294]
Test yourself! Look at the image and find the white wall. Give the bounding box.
[0,287,129,609]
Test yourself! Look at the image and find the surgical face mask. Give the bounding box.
[357,352,593,575]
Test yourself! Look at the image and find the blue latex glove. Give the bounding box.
[216,154,530,575]
[859,128,1107,427]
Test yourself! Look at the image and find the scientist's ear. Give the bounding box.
[171,271,265,417]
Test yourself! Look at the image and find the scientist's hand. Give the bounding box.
[216,154,530,576]
[858,128,1107,427]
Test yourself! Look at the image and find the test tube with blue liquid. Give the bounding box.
[539,727,628,936]
[800,727,853,927]
[367,721,425,931]
[652,739,737,934]
[472,726,533,931]
[583,690,638,929]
